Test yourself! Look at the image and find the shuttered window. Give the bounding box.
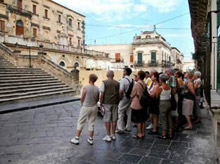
[0,20,5,32]
[115,53,120,62]
[151,52,156,63]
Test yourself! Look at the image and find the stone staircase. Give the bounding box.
[0,55,75,105]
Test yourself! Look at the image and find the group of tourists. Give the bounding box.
[70,68,203,145]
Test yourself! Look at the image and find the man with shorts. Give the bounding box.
[100,70,120,142]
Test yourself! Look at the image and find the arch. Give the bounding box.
[59,61,65,67]
[16,20,24,36]
[74,61,80,69]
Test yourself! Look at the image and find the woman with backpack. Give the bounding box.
[130,71,146,138]
[157,74,173,139]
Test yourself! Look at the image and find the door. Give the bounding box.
[17,0,22,11]
[151,52,156,63]
[16,20,24,36]
[137,52,142,64]
[115,53,120,62]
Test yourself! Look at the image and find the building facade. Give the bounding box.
[0,0,85,47]
[0,0,110,71]
[88,31,184,72]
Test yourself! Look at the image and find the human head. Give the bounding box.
[134,74,138,82]
[137,71,146,81]
[89,74,98,83]
[176,71,184,79]
[145,71,150,78]
[185,71,193,79]
[107,70,114,79]
[193,71,201,80]
[165,69,173,79]
[159,74,167,83]
[123,68,132,77]
[151,71,159,82]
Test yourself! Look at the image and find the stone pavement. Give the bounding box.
[0,101,218,164]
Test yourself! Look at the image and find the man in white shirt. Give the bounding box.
[117,68,133,133]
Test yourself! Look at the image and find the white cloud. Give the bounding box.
[140,0,182,13]
[53,0,181,22]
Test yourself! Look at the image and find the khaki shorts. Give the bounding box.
[103,104,118,122]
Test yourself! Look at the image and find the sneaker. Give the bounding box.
[87,137,93,145]
[146,123,153,130]
[111,135,116,141]
[70,136,79,145]
[103,135,111,142]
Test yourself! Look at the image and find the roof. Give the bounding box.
[50,0,85,18]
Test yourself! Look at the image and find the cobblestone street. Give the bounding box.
[0,101,218,164]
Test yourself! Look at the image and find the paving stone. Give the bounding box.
[139,157,161,164]
[128,148,149,156]
[136,143,152,149]
[148,151,170,159]
[161,159,184,164]
[118,154,142,163]
[151,144,169,152]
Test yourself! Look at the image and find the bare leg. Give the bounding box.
[153,115,158,132]
[112,121,116,135]
[105,122,111,136]
[76,130,82,137]
[185,116,192,128]
[137,123,142,137]
[89,131,94,138]
[141,122,145,136]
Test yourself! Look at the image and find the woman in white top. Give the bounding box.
[158,74,173,139]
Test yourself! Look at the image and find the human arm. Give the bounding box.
[80,87,86,106]
[188,81,196,96]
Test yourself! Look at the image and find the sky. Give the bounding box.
[54,0,194,59]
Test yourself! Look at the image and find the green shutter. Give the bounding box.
[151,52,156,63]
[138,53,142,64]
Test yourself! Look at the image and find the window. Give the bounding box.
[0,20,5,32]
[78,39,80,47]
[78,22,80,30]
[151,52,156,63]
[16,20,24,36]
[137,52,142,64]
[58,15,61,23]
[17,0,22,11]
[69,18,72,26]
[45,9,48,18]
[59,61,65,67]
[33,4,36,14]
[33,28,37,37]
[115,53,120,62]
[130,54,134,63]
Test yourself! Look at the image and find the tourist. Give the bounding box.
[117,68,133,133]
[131,71,146,138]
[70,74,100,145]
[193,71,202,124]
[158,74,173,139]
[148,71,160,135]
[145,71,152,87]
[134,74,138,82]
[182,72,195,130]
[100,70,120,142]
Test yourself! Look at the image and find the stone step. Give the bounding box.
[0,72,47,75]
[0,82,65,90]
[0,75,53,79]
[0,68,42,71]
[0,73,50,77]
[0,80,61,87]
[0,87,74,99]
[0,90,75,104]
[0,77,58,83]
[0,85,69,95]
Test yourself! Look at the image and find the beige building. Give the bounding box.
[88,31,184,72]
[0,0,110,71]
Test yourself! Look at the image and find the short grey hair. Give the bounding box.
[194,71,201,78]
[107,70,114,78]
[159,74,167,82]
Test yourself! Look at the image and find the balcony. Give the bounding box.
[134,61,145,67]
[148,60,159,67]
[162,60,174,67]
[7,5,32,18]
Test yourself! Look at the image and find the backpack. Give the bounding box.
[138,82,150,108]
[125,78,134,99]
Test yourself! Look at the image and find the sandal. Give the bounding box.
[158,135,166,139]
[133,135,142,139]
[184,126,192,130]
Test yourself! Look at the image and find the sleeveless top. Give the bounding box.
[160,88,171,100]
[83,85,99,107]
[183,80,195,100]
[194,78,201,96]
